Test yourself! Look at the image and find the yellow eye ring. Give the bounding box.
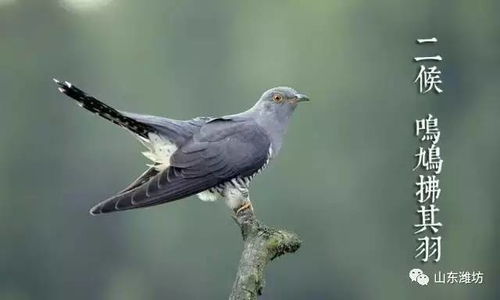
[272,94,283,102]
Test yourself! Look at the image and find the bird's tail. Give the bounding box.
[53,79,154,138]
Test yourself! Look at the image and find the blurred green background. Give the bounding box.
[0,0,498,299]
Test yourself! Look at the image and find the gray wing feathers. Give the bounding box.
[117,167,159,195]
[90,119,270,215]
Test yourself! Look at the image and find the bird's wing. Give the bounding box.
[90,119,271,215]
[117,167,159,195]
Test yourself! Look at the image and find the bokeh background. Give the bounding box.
[0,0,498,299]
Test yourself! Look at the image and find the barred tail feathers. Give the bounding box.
[54,78,154,138]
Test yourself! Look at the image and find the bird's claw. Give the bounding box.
[235,201,253,214]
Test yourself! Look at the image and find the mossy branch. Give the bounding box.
[229,208,302,300]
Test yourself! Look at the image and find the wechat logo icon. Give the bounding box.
[409,268,429,286]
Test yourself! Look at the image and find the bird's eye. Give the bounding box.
[272,94,283,103]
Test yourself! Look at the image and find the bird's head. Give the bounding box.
[253,86,309,122]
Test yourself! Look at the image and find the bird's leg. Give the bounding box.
[234,188,253,214]
[224,185,253,214]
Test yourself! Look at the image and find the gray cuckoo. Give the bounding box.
[54,79,309,215]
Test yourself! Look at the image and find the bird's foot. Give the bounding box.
[235,201,253,215]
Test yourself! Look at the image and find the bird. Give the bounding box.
[53,79,309,215]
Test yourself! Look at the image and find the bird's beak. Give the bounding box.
[295,94,310,103]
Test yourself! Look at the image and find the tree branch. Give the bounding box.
[229,208,302,300]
